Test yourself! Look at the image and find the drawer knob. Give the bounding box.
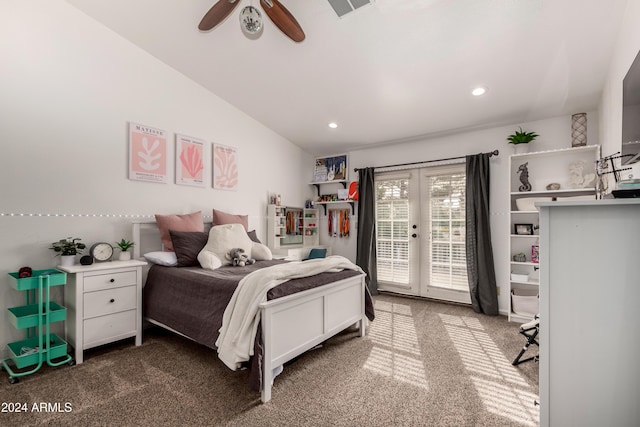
[109,278,115,283]
[109,298,115,303]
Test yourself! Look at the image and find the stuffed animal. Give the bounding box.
[225,247,255,267]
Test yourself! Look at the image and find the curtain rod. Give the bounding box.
[353,149,499,172]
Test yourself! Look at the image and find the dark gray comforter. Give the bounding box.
[143,260,374,392]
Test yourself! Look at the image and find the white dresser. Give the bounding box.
[538,199,640,426]
[59,260,146,364]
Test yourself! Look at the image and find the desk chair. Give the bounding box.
[512,315,539,366]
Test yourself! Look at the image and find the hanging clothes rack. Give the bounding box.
[353,149,499,173]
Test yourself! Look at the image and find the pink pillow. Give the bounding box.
[155,211,204,251]
[212,209,248,231]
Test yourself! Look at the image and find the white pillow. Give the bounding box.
[144,251,178,266]
[251,242,273,261]
[198,223,253,270]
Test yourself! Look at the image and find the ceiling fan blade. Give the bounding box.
[198,0,241,31]
[260,0,305,42]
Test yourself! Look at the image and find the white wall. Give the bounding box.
[326,114,599,315]
[599,0,640,161]
[0,1,312,357]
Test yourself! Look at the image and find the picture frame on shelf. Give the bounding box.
[514,223,534,235]
[313,154,348,182]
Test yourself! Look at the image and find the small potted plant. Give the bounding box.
[50,237,86,266]
[507,127,539,153]
[115,239,135,261]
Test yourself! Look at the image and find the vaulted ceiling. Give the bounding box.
[67,0,629,155]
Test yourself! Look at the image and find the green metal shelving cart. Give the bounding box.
[2,269,74,383]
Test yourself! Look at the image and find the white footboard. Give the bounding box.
[259,273,366,402]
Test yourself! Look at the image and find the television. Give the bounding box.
[622,49,640,166]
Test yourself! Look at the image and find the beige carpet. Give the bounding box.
[0,294,539,426]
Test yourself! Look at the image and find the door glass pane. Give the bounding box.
[376,178,410,285]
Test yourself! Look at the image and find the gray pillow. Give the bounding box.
[169,230,208,267]
[247,229,262,244]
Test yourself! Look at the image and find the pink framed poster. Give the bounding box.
[176,134,206,187]
[128,122,168,183]
[212,143,238,191]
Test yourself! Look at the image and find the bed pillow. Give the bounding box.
[144,251,178,266]
[198,223,254,270]
[155,211,204,252]
[169,230,209,267]
[212,209,249,231]
[251,242,273,261]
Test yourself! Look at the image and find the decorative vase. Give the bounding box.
[513,143,529,154]
[60,255,75,267]
[118,251,131,261]
[571,113,587,147]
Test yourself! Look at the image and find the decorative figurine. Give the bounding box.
[517,162,532,191]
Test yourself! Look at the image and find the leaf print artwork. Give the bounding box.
[139,137,161,171]
[180,144,203,178]
[176,135,206,187]
[213,144,238,190]
[129,122,167,183]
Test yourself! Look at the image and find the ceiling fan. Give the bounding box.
[198,0,305,42]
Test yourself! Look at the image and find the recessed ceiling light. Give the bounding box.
[472,87,487,96]
[328,122,338,129]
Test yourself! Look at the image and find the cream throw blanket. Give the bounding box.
[216,255,364,370]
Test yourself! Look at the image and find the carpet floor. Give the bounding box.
[0,294,539,426]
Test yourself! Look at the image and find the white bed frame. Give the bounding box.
[132,220,367,402]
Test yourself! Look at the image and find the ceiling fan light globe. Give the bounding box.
[240,6,263,35]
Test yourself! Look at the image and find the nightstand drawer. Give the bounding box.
[83,310,136,347]
[83,286,136,319]
[83,270,137,292]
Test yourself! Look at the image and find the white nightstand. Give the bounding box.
[58,259,147,364]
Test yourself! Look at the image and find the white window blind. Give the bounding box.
[427,173,468,291]
[375,177,410,285]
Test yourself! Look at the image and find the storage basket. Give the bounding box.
[510,272,530,282]
[8,302,67,330]
[511,288,539,316]
[8,269,66,291]
[7,334,68,369]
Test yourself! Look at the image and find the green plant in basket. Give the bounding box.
[49,238,86,256]
[115,239,135,252]
[507,127,539,144]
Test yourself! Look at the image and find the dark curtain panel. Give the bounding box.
[465,154,498,315]
[356,168,378,295]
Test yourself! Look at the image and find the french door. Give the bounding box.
[375,165,471,304]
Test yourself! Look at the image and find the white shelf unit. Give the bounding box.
[266,204,287,250]
[309,180,355,214]
[508,145,600,322]
[266,204,328,260]
[302,208,319,247]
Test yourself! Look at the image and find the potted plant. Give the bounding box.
[508,127,539,153]
[115,239,135,261]
[50,237,86,266]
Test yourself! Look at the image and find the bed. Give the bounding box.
[132,220,374,402]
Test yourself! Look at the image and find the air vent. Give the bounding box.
[328,0,372,18]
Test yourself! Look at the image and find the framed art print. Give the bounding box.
[514,223,534,235]
[213,143,238,191]
[128,122,168,183]
[176,134,206,187]
[313,154,348,182]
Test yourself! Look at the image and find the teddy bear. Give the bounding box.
[225,247,255,267]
